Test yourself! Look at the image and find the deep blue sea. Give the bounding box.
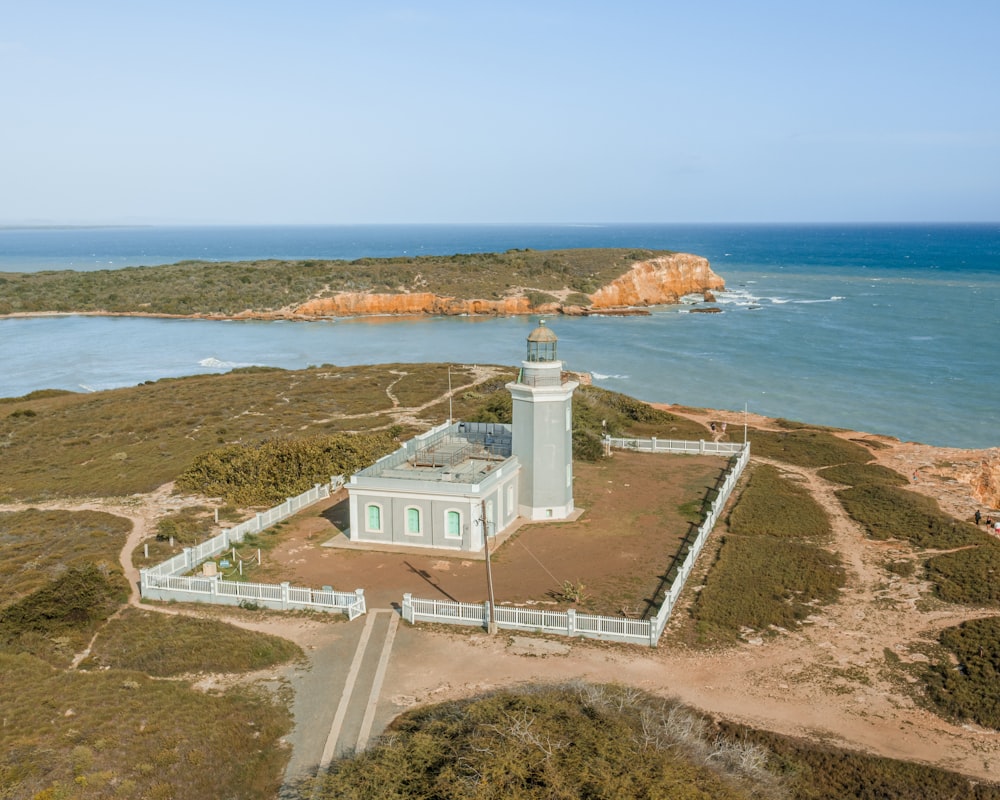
[1,224,998,449]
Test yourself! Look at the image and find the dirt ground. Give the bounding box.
[256,452,728,615]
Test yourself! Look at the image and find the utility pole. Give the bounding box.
[481,499,496,634]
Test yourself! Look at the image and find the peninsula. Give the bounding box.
[0,248,724,319]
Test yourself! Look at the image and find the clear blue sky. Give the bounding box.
[2,1,997,225]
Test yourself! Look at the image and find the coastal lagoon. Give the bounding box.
[1,224,998,449]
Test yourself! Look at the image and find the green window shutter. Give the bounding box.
[367,505,381,531]
[447,510,461,536]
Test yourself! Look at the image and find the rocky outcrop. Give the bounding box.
[294,293,531,317]
[291,252,724,319]
[587,254,725,309]
[970,452,1000,510]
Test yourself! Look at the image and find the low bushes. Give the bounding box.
[817,462,909,487]
[836,484,989,549]
[0,564,129,666]
[310,684,775,800]
[717,720,1000,799]
[175,431,399,505]
[694,536,844,639]
[745,427,873,468]
[924,616,1000,730]
[728,464,831,542]
[691,464,841,641]
[0,652,291,800]
[83,608,302,676]
[926,544,1000,606]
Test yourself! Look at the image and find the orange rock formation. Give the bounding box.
[292,252,724,319]
[588,254,725,309]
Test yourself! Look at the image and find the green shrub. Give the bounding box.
[693,535,845,640]
[817,462,909,487]
[312,684,774,799]
[728,464,831,542]
[716,719,1000,799]
[175,431,398,505]
[85,608,302,676]
[746,427,872,468]
[926,543,1000,605]
[0,564,128,666]
[925,616,1000,730]
[836,485,990,548]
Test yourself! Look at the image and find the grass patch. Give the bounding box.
[687,463,841,643]
[692,535,845,641]
[0,509,131,605]
[924,616,1000,730]
[728,464,832,543]
[836,484,990,549]
[926,543,1000,606]
[0,364,480,501]
[0,651,291,800]
[746,426,872,468]
[817,462,909,487]
[0,563,129,667]
[309,683,776,799]
[83,607,302,676]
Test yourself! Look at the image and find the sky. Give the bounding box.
[2,1,998,225]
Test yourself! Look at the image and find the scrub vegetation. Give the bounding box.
[0,248,673,316]
[690,464,842,642]
[307,682,1000,800]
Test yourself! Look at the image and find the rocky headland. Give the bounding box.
[278,253,724,320]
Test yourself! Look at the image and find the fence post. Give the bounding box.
[139,568,148,593]
[183,547,194,571]
[210,576,219,597]
[256,512,264,532]
[280,581,290,610]
[651,436,657,452]
[699,439,705,454]
[355,588,366,615]
[567,608,576,635]
[402,593,413,623]
[483,601,491,632]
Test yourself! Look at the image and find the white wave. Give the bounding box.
[591,372,629,381]
[787,296,846,304]
[199,357,258,369]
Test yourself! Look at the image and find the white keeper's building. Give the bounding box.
[346,321,578,552]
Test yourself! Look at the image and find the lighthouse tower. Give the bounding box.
[507,321,578,520]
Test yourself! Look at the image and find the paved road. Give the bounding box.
[280,609,400,797]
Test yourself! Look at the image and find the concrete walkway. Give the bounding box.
[280,608,400,797]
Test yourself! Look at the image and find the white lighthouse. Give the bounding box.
[507,321,578,520]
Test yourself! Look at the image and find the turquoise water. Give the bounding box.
[1,224,997,448]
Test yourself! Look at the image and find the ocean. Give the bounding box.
[1,223,998,449]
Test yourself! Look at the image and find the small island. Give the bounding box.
[0,247,724,319]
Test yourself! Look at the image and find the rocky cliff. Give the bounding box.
[587,254,725,309]
[292,252,724,319]
[970,452,1000,510]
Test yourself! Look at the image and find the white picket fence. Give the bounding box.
[602,436,745,456]
[139,476,365,618]
[402,440,750,646]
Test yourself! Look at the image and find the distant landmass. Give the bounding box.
[0,248,724,319]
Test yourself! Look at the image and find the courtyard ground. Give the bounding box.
[253,451,730,615]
